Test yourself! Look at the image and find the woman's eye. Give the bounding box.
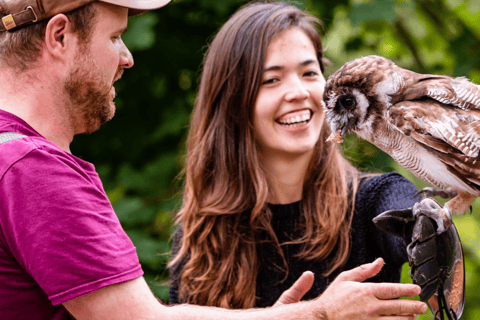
[304,71,318,77]
[262,78,279,85]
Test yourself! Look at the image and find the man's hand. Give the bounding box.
[315,258,428,320]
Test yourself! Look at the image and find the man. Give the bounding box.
[0,1,427,319]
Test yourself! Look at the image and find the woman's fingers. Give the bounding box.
[375,298,428,316]
[334,258,385,283]
[372,283,422,300]
[274,271,315,306]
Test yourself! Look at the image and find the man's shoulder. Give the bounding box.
[0,136,40,176]
[0,135,91,181]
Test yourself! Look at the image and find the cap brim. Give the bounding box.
[100,0,171,15]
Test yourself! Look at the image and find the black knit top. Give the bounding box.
[169,172,421,307]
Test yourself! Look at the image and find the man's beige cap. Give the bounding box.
[0,0,170,32]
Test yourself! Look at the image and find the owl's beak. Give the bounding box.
[330,121,348,137]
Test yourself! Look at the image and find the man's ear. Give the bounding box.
[44,14,76,62]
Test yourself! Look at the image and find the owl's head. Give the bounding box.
[323,55,397,139]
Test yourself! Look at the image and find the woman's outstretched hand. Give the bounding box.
[274,258,428,320]
[315,258,427,319]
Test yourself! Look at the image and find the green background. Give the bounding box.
[71,0,480,318]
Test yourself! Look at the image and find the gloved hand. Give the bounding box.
[373,198,465,320]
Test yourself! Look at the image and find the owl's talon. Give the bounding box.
[416,187,457,200]
[412,198,452,234]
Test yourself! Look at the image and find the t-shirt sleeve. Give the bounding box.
[0,147,143,305]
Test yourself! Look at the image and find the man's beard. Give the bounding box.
[63,53,123,134]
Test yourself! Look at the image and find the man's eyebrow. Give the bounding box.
[263,59,319,72]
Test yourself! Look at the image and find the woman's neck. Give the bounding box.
[260,151,313,204]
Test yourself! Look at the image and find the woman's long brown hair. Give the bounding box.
[170,1,359,309]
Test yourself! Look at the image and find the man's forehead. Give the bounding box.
[95,2,129,33]
[0,0,170,32]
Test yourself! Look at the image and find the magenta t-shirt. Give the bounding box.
[0,110,143,319]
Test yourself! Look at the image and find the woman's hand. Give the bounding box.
[314,258,427,319]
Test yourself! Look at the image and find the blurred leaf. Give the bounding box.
[454,215,480,264]
[450,0,480,38]
[123,13,159,51]
[197,0,244,16]
[113,198,157,227]
[144,272,170,302]
[116,151,179,195]
[344,36,364,52]
[126,229,171,270]
[348,0,399,27]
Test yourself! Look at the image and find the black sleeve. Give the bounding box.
[168,224,184,305]
[351,172,421,282]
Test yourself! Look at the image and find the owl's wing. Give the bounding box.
[401,71,480,111]
[428,77,480,111]
[388,100,480,184]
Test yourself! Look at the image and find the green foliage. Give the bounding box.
[70,0,480,315]
[347,0,399,26]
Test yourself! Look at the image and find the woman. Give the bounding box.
[169,0,422,315]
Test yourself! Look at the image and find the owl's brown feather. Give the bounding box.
[390,100,480,159]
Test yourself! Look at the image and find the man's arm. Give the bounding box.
[64,258,427,320]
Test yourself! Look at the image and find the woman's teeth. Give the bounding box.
[277,110,311,127]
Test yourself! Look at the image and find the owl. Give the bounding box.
[323,55,480,233]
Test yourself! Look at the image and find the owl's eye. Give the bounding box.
[336,95,357,111]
